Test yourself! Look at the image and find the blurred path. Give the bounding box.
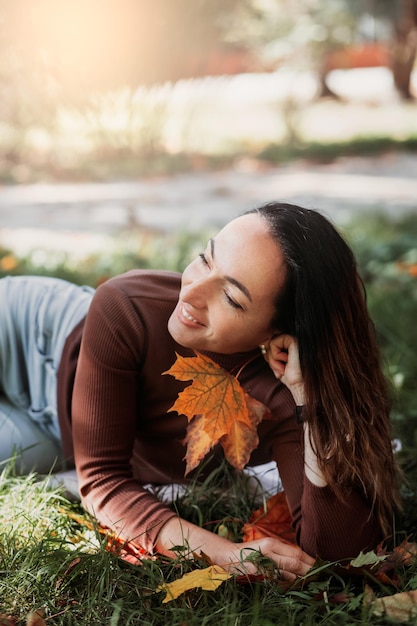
[0,151,416,256]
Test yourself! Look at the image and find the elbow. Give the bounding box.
[298,519,382,562]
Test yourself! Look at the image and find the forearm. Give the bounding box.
[303,423,327,487]
[77,468,180,553]
[284,383,328,488]
[155,516,236,565]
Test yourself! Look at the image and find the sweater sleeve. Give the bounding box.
[266,406,382,561]
[297,478,381,561]
[71,278,178,553]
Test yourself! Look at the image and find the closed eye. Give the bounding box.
[200,251,243,310]
[224,292,243,310]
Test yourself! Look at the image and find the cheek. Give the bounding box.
[252,310,275,338]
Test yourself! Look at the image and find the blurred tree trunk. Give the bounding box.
[391,0,417,99]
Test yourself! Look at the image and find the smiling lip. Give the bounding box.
[179,304,205,327]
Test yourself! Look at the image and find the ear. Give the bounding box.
[258,329,280,355]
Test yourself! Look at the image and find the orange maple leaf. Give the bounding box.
[163,352,271,474]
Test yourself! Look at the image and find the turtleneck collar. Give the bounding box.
[199,347,263,375]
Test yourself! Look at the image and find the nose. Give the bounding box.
[181,277,209,309]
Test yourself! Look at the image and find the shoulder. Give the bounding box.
[82,270,181,361]
[92,270,181,313]
[86,270,181,335]
[101,269,181,301]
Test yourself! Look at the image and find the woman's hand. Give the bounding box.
[263,335,328,487]
[263,334,305,405]
[156,517,315,581]
[228,536,315,581]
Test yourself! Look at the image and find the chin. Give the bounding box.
[168,316,194,349]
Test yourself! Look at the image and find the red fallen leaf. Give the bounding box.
[379,541,417,571]
[331,591,354,603]
[375,571,400,587]
[110,539,144,562]
[327,541,417,589]
[242,491,297,546]
[55,557,82,590]
[235,573,266,584]
[60,508,147,563]
[0,616,17,626]
[369,540,417,586]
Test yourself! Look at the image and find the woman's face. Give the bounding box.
[168,213,286,354]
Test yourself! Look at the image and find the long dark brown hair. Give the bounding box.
[248,202,400,537]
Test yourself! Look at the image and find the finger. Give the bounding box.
[267,337,297,363]
[269,333,294,351]
[275,567,298,582]
[242,541,315,576]
[266,541,315,568]
[275,554,313,577]
[275,565,314,582]
[262,345,288,374]
[269,361,285,379]
[271,349,288,363]
[260,551,313,579]
[229,555,309,582]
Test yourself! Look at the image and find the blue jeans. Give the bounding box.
[0,276,94,473]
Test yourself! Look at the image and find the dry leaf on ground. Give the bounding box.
[26,610,46,626]
[157,565,232,603]
[369,589,417,622]
[242,491,297,546]
[60,508,146,563]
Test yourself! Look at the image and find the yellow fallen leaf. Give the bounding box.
[370,589,417,622]
[157,565,232,603]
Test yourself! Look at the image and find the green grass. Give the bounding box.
[1,462,416,625]
[257,135,417,165]
[345,212,417,450]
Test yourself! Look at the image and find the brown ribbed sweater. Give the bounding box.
[57,269,381,560]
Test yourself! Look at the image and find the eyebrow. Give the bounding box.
[209,238,252,302]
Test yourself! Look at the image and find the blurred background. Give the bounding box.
[0,0,416,486]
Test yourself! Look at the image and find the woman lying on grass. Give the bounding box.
[0,202,400,581]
